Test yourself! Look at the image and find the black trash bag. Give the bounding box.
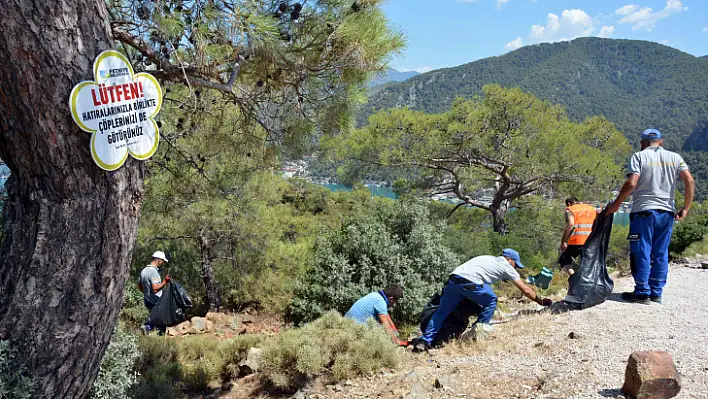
[148,281,191,327]
[173,281,193,309]
[419,290,482,347]
[550,209,615,314]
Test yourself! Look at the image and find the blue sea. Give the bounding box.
[320,183,630,226]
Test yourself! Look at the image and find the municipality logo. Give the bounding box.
[99,70,111,78]
[99,68,130,79]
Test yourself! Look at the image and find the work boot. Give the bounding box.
[411,339,430,353]
[621,292,650,304]
[650,295,663,304]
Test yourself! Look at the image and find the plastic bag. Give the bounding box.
[550,209,615,313]
[419,290,482,347]
[147,281,191,327]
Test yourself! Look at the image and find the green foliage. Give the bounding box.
[681,236,708,258]
[337,85,629,232]
[607,224,630,273]
[362,37,708,153]
[120,284,149,329]
[289,199,460,325]
[261,311,399,390]
[133,334,264,397]
[670,203,708,255]
[89,324,140,399]
[0,340,36,399]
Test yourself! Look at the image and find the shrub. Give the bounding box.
[681,235,708,258]
[220,334,264,379]
[607,224,630,273]
[89,324,141,399]
[0,340,36,399]
[289,200,460,325]
[120,284,149,329]
[670,202,708,255]
[260,311,399,391]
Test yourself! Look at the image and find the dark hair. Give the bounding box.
[383,284,404,300]
[565,197,579,206]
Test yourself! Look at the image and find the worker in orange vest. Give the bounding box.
[559,197,598,275]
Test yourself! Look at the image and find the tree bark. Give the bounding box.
[198,232,222,312]
[490,201,509,235]
[0,1,144,398]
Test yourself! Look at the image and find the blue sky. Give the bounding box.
[382,0,708,72]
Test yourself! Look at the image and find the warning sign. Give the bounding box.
[69,50,162,171]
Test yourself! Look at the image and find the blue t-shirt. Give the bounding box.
[345,291,389,324]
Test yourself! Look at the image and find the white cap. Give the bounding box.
[152,251,169,262]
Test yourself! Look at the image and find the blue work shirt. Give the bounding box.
[345,291,389,324]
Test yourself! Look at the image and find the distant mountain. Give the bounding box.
[360,38,708,151]
[368,68,420,87]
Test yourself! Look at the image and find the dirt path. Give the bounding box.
[295,262,708,399]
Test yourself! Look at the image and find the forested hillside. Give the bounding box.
[361,38,708,150]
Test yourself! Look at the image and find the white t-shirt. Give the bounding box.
[451,255,520,285]
[627,146,689,213]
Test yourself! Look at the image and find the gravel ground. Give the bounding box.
[295,261,708,399]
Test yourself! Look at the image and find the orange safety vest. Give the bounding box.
[566,203,597,246]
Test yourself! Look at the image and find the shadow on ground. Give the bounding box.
[598,388,623,397]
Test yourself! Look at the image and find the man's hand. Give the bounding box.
[559,242,568,252]
[539,297,553,307]
[675,208,689,221]
[605,201,621,215]
[165,274,171,282]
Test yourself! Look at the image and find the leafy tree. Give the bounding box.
[289,200,460,325]
[0,1,402,397]
[338,85,630,233]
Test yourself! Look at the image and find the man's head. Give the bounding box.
[382,284,404,307]
[565,197,579,207]
[640,129,663,150]
[151,251,169,267]
[502,248,525,269]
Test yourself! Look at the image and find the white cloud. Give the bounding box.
[505,37,524,51]
[597,25,615,38]
[615,0,686,32]
[530,9,597,42]
[497,0,510,8]
[703,26,708,32]
[400,66,433,73]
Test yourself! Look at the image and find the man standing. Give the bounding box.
[139,250,170,334]
[414,249,551,352]
[607,129,695,304]
[345,284,408,346]
[559,197,598,275]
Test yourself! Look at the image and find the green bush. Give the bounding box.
[261,311,399,391]
[0,340,36,399]
[89,324,140,399]
[681,236,708,258]
[607,224,630,273]
[289,200,460,325]
[120,284,149,329]
[221,335,264,379]
[670,203,708,255]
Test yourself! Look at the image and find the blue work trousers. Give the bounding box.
[421,276,497,344]
[629,210,674,297]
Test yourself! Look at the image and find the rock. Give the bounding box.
[622,351,681,399]
[434,374,457,390]
[568,331,581,339]
[221,381,234,391]
[188,317,214,334]
[238,347,263,376]
[166,327,178,336]
[404,382,427,399]
[701,262,708,270]
[205,312,222,323]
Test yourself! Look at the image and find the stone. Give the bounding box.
[404,382,427,399]
[434,374,457,390]
[175,320,191,333]
[701,262,708,270]
[188,317,214,334]
[238,347,263,376]
[568,331,581,339]
[622,351,681,399]
[205,312,222,323]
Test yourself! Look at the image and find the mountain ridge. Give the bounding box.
[361,37,708,151]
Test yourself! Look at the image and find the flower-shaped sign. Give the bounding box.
[69,50,162,171]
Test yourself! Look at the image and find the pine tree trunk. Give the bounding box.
[491,202,509,235]
[198,233,222,312]
[0,1,144,398]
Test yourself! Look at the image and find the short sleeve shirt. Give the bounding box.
[140,266,163,304]
[451,255,520,285]
[627,147,689,213]
[345,291,389,324]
